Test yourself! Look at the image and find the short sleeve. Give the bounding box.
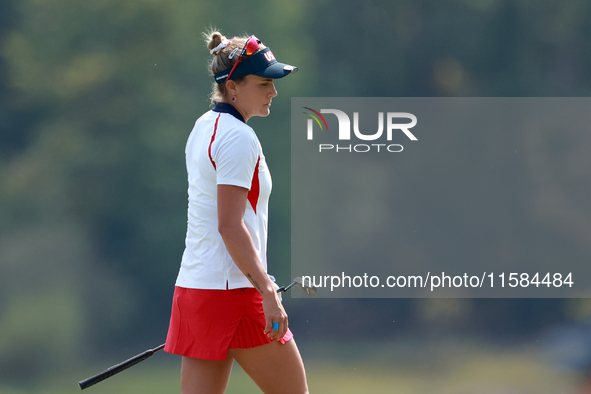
[212,128,259,190]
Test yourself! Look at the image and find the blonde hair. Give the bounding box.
[203,29,266,105]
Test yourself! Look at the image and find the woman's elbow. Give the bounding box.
[218,220,241,238]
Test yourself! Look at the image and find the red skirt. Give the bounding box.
[164,286,293,360]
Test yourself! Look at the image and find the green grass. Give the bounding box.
[0,340,581,393]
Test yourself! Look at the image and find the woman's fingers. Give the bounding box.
[266,314,288,340]
[262,295,288,340]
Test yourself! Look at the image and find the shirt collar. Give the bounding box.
[212,102,245,123]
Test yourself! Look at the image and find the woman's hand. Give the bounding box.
[262,290,288,340]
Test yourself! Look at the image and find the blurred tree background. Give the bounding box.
[1,0,591,392]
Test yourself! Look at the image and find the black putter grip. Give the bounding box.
[78,345,164,390]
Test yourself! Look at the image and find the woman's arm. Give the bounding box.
[217,184,288,340]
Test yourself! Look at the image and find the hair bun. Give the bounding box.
[207,31,226,53]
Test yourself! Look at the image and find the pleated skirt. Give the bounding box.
[164,286,293,360]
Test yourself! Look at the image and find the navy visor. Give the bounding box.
[214,48,298,83]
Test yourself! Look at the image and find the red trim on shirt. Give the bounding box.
[208,114,221,169]
[248,156,260,214]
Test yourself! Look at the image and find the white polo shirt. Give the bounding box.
[174,102,272,289]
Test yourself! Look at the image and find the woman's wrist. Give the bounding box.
[260,283,278,297]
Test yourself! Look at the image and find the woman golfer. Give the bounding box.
[164,30,308,394]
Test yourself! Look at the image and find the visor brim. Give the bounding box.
[253,62,298,79]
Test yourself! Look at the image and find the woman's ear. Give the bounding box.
[225,80,237,95]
